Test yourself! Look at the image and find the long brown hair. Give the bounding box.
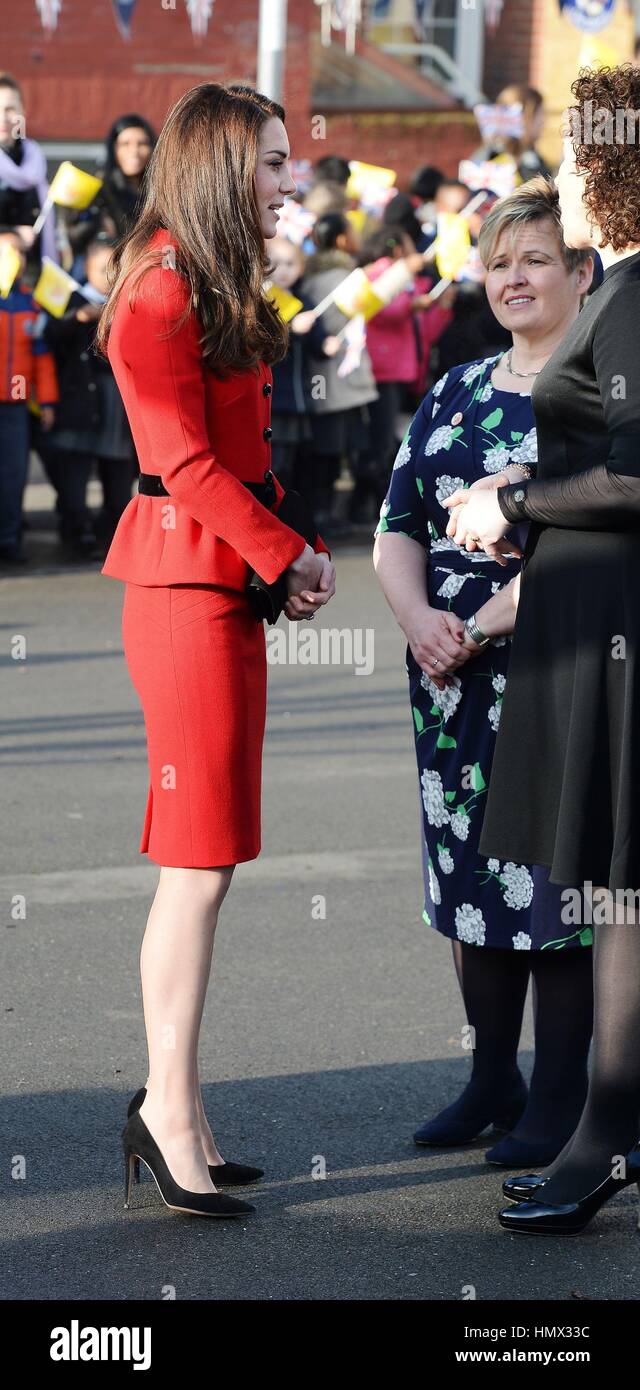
[95,83,289,376]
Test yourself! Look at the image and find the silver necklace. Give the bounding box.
[504,348,542,378]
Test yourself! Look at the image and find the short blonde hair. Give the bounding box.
[478,175,592,273]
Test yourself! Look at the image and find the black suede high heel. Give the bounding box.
[126,1086,264,1186]
[498,1168,640,1235]
[502,1142,640,1202]
[122,1110,256,1217]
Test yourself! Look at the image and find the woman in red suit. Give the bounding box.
[97,83,335,1218]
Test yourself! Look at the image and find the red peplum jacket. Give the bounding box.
[101,228,329,589]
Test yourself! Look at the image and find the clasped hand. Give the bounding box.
[440,472,521,567]
[285,546,336,621]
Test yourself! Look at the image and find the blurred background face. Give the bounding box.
[85,245,113,296]
[485,217,592,336]
[0,85,24,146]
[269,236,304,289]
[114,126,153,177]
[435,183,470,217]
[555,136,594,249]
[256,115,296,239]
[0,230,26,276]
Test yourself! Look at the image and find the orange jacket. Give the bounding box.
[102,229,329,589]
[0,281,58,407]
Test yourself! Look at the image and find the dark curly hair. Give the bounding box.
[566,65,640,251]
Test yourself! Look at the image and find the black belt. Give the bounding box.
[138,470,277,507]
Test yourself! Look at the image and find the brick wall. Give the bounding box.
[482,0,536,97]
[8,0,310,155]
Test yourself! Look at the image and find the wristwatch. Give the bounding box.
[464,614,491,648]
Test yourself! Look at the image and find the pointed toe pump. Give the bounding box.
[502,1142,640,1204]
[498,1168,640,1236]
[122,1110,256,1218]
[127,1086,264,1186]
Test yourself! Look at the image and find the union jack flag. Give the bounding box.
[185,0,215,38]
[35,0,61,33]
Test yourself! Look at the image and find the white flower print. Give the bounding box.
[425,425,455,456]
[477,383,494,403]
[513,931,532,950]
[432,402,441,415]
[455,903,486,945]
[488,701,501,731]
[451,809,470,841]
[379,499,391,518]
[437,572,470,600]
[483,445,511,474]
[392,436,412,471]
[487,858,500,873]
[421,769,450,828]
[435,474,465,504]
[510,427,537,465]
[420,671,462,721]
[461,361,486,387]
[500,863,534,911]
[438,848,455,874]
[432,372,449,398]
[490,582,502,595]
[492,674,506,694]
[428,861,441,905]
[429,536,460,552]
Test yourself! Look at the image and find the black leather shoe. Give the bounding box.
[502,1142,640,1202]
[499,1169,640,1235]
[127,1086,264,1186]
[122,1110,256,1217]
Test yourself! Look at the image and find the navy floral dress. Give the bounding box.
[375,354,592,951]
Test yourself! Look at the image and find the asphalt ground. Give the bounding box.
[1,476,639,1302]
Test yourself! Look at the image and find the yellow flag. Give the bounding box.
[265,282,304,323]
[433,213,472,282]
[33,257,77,317]
[48,161,103,209]
[0,241,21,297]
[346,209,367,235]
[346,161,396,200]
[333,268,385,321]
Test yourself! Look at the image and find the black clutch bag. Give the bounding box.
[245,486,319,624]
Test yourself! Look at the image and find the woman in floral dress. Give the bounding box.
[374,178,596,1167]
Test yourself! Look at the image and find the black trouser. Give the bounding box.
[39,446,133,546]
[349,381,400,523]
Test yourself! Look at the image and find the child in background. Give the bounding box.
[0,227,58,565]
[351,224,455,524]
[41,234,136,560]
[301,212,378,531]
[268,236,330,493]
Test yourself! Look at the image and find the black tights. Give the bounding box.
[453,941,593,1151]
[538,920,640,1203]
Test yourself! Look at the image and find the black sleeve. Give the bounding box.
[497,280,640,529]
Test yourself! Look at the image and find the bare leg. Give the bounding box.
[137,864,234,1194]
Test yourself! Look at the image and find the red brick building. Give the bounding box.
[6,0,638,188]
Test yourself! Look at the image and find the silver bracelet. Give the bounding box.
[465,614,491,647]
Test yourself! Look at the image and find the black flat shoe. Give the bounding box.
[413,1072,527,1147]
[502,1142,640,1202]
[122,1110,256,1217]
[498,1170,640,1235]
[127,1086,264,1186]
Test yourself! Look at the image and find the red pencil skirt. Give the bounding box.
[121,581,267,867]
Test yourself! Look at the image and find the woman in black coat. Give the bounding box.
[64,114,156,270]
[442,66,640,1235]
